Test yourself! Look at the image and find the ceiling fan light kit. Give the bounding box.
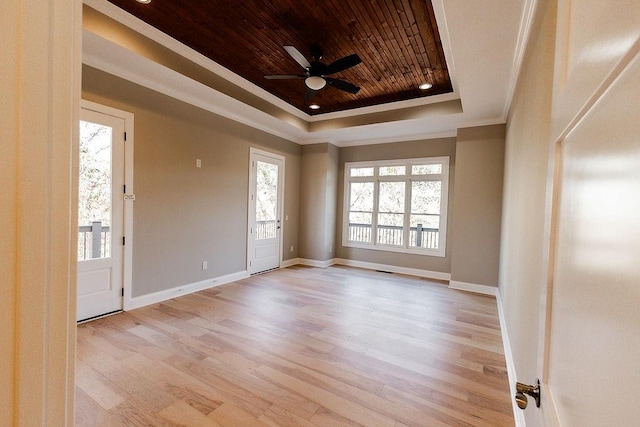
[265,45,362,103]
[305,76,327,90]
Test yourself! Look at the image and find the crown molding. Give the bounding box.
[502,0,540,120]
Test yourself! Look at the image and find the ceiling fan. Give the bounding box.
[264,45,362,100]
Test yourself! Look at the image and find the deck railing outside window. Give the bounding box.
[348,223,439,249]
[256,220,278,240]
[78,221,110,260]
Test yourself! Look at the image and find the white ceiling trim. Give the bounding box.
[306,92,461,122]
[431,0,459,95]
[502,0,540,120]
[314,129,458,148]
[302,116,507,147]
[83,31,307,144]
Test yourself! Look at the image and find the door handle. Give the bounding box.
[515,379,540,409]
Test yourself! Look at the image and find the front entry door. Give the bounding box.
[248,148,284,274]
[76,107,125,321]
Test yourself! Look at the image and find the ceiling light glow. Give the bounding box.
[309,104,320,110]
[305,76,327,91]
[136,0,152,4]
[419,83,433,90]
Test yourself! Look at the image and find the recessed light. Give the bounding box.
[309,104,320,110]
[136,0,151,4]
[419,83,433,90]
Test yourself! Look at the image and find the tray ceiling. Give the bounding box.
[105,0,453,115]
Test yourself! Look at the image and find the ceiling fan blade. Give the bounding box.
[284,46,311,69]
[324,54,362,75]
[326,78,360,94]
[304,87,317,101]
[264,75,305,80]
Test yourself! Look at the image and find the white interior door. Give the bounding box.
[534,2,640,425]
[248,148,284,274]
[77,107,125,321]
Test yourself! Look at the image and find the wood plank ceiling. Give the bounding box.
[106,0,453,115]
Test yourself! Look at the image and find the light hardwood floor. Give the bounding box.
[76,266,514,426]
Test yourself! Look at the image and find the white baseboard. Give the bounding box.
[297,258,336,268]
[280,258,301,268]
[127,270,248,310]
[496,291,526,427]
[334,258,451,281]
[449,280,498,296]
[285,257,451,282]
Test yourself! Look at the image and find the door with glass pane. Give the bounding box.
[77,107,125,321]
[248,148,284,274]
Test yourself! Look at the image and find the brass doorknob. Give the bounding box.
[514,379,541,410]
[515,391,528,409]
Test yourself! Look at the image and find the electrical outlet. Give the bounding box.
[202,261,207,270]
[290,245,294,252]
[196,159,202,168]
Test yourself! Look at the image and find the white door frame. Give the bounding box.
[80,100,135,314]
[247,147,285,274]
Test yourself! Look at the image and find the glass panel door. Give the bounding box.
[76,106,125,322]
[248,149,284,274]
[78,120,113,260]
[256,161,278,240]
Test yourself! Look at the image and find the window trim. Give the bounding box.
[342,156,449,257]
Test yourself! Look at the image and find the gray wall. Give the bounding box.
[324,144,339,259]
[82,66,301,297]
[336,138,457,273]
[450,124,505,286]
[299,143,339,261]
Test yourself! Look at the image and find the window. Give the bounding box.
[343,157,449,257]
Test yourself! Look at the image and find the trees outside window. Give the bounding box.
[78,121,112,260]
